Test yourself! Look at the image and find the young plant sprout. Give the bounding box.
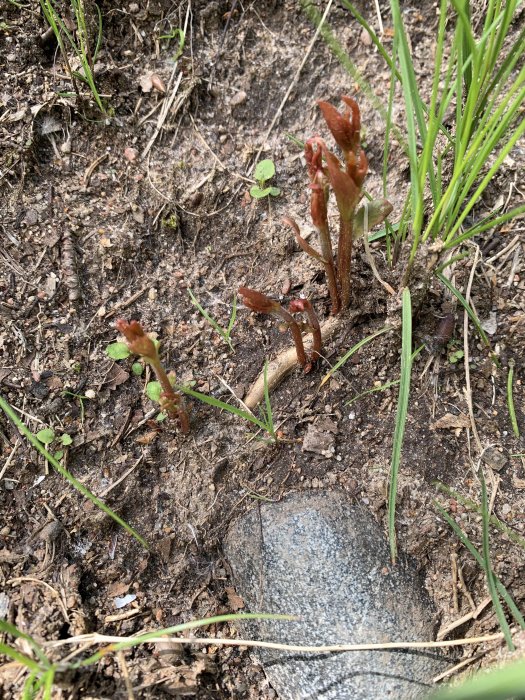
[116,319,190,433]
[286,97,392,312]
[250,159,280,199]
[238,287,320,372]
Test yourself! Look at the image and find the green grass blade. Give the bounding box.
[435,272,490,348]
[320,326,392,387]
[0,643,41,672]
[41,669,55,700]
[431,657,525,700]
[22,672,42,700]
[262,361,275,440]
[434,482,525,551]
[478,468,514,649]
[188,288,234,350]
[74,612,294,668]
[0,620,51,669]
[0,395,148,549]
[227,295,237,337]
[388,288,412,562]
[300,0,404,149]
[346,379,400,406]
[340,1,401,81]
[434,502,525,630]
[507,360,520,438]
[449,203,525,248]
[176,385,270,433]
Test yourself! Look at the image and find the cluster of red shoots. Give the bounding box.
[240,96,383,368]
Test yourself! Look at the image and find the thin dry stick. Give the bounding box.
[44,631,506,659]
[0,438,20,481]
[373,0,384,34]
[451,552,459,614]
[361,202,395,295]
[437,597,492,640]
[463,247,483,452]
[141,69,183,159]
[116,650,135,700]
[98,456,143,499]
[250,0,334,173]
[433,653,486,683]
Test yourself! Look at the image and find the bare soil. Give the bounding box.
[1,1,524,698]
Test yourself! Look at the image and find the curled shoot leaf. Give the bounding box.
[238,288,307,369]
[116,319,190,433]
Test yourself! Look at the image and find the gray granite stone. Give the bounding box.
[224,491,450,700]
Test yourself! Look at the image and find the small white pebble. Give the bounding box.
[348,411,356,420]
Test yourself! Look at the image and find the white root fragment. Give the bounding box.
[244,313,357,409]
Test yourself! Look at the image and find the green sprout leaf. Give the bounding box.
[269,186,281,196]
[156,412,167,422]
[54,450,64,461]
[253,159,275,182]
[60,433,73,446]
[131,362,144,376]
[250,185,273,199]
[36,428,55,445]
[146,381,162,402]
[448,349,464,364]
[106,342,131,360]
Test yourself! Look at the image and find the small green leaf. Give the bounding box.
[254,159,275,182]
[132,362,144,376]
[250,185,273,199]
[146,381,162,402]
[106,342,131,360]
[449,349,464,364]
[156,412,167,422]
[269,186,281,197]
[60,433,73,446]
[36,428,55,445]
[54,450,64,461]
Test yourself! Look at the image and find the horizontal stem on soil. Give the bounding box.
[244,314,356,408]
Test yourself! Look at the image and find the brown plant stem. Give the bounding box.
[238,287,308,369]
[337,217,353,309]
[244,313,357,408]
[289,299,322,364]
[148,359,190,434]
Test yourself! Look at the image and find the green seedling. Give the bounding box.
[250,159,281,199]
[159,27,185,61]
[35,428,73,461]
[188,288,237,351]
[448,348,464,364]
[39,0,106,113]
[62,389,88,424]
[115,320,190,433]
[131,361,144,376]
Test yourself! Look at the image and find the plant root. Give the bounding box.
[244,312,358,408]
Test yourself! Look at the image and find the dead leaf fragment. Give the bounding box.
[150,73,166,93]
[123,147,138,162]
[225,586,244,611]
[431,413,470,430]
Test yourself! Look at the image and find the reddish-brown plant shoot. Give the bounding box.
[288,298,322,366]
[116,319,190,433]
[286,97,391,314]
[238,287,308,369]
